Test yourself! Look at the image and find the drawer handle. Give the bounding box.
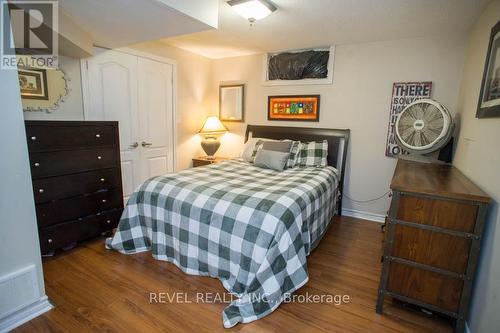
[102,199,107,203]
[48,238,53,243]
[97,156,102,160]
[31,136,37,141]
[106,219,111,224]
[34,162,40,167]
[100,178,105,182]
[38,188,44,193]
[95,134,101,138]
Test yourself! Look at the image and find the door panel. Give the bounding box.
[147,156,169,177]
[120,154,136,199]
[138,57,174,183]
[85,49,175,201]
[86,49,142,199]
[87,50,139,149]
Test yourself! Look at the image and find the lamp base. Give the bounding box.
[201,137,221,159]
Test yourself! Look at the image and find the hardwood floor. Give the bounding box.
[15,216,453,333]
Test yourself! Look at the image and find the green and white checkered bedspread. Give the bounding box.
[106,159,338,327]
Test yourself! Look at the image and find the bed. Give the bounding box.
[107,125,350,327]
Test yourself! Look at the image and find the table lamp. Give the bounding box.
[198,116,228,160]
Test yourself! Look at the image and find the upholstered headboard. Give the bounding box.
[245,125,350,214]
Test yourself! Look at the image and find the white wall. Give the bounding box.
[452,2,500,332]
[211,36,467,216]
[0,66,48,329]
[21,37,470,217]
[58,10,93,58]
[23,44,215,172]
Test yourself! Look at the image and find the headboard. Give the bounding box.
[245,125,350,215]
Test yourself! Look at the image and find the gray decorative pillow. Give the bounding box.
[262,140,293,152]
[250,140,265,161]
[254,149,290,171]
[251,140,293,162]
[298,140,328,167]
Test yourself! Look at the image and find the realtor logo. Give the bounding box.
[1,0,58,69]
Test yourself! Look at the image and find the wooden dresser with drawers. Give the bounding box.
[377,160,490,333]
[25,121,124,254]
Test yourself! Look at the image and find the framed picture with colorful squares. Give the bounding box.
[268,95,320,121]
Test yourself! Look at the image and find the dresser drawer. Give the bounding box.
[33,168,121,203]
[393,225,471,274]
[26,124,116,151]
[396,195,478,233]
[30,148,118,179]
[387,262,463,312]
[39,209,122,254]
[36,189,122,227]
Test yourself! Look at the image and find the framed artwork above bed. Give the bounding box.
[268,95,320,121]
[262,46,335,86]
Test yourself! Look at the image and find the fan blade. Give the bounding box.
[420,131,430,146]
[405,107,418,121]
[414,104,425,120]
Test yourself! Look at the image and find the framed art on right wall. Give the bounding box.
[477,20,500,118]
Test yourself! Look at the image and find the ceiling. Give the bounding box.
[57,0,218,49]
[163,0,490,59]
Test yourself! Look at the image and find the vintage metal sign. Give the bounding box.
[385,82,433,157]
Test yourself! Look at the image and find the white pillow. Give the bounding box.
[240,137,277,162]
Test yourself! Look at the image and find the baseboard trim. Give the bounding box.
[342,209,386,223]
[0,296,53,333]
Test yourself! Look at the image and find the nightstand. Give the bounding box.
[192,156,229,167]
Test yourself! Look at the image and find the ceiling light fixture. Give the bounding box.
[227,0,277,24]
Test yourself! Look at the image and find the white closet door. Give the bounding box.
[85,49,175,202]
[85,49,141,201]
[137,57,174,182]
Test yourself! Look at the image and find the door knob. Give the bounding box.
[129,142,139,149]
[141,141,152,147]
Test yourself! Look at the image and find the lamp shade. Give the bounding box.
[198,116,228,135]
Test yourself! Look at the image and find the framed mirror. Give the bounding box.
[19,66,69,112]
[219,84,244,122]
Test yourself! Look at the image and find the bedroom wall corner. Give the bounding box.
[452,1,500,332]
[211,36,468,219]
[0,65,51,331]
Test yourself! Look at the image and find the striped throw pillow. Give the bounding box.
[286,141,301,168]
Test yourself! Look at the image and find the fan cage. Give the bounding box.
[394,99,453,155]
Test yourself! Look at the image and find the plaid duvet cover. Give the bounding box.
[107,159,338,327]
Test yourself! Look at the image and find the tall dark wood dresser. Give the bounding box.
[377,160,490,333]
[25,121,124,254]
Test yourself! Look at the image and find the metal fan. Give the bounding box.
[395,99,453,156]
